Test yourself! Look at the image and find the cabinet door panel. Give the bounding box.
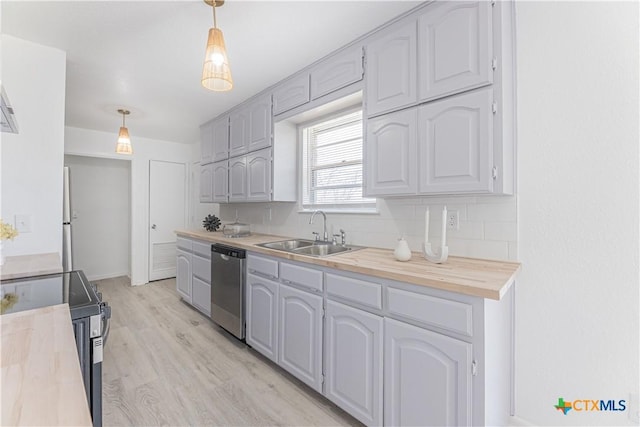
[212,161,228,203]
[200,122,214,164]
[229,108,248,158]
[418,88,493,194]
[199,163,213,203]
[248,95,272,152]
[419,1,492,102]
[246,273,279,363]
[365,20,417,116]
[273,73,310,115]
[176,249,191,303]
[384,318,472,427]
[246,148,271,201]
[192,276,211,316]
[228,157,247,201]
[311,46,363,100]
[278,284,323,392]
[212,115,229,161]
[365,108,417,196]
[325,301,382,426]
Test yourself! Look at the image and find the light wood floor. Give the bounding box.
[95,276,361,427]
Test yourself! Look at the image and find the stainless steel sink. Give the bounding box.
[256,239,363,257]
[292,244,353,257]
[258,239,315,251]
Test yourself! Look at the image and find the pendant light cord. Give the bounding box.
[212,4,217,28]
[122,112,125,127]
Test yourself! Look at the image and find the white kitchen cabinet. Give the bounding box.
[248,94,272,152]
[246,272,279,363]
[246,148,271,201]
[310,45,363,100]
[365,19,417,117]
[418,88,493,194]
[176,248,192,303]
[199,163,213,203]
[273,73,310,116]
[229,107,248,158]
[200,121,214,165]
[191,251,211,316]
[325,300,383,426]
[384,317,472,427]
[364,108,418,197]
[278,283,323,392]
[212,114,229,162]
[228,156,247,202]
[418,0,492,102]
[192,276,211,317]
[212,160,228,203]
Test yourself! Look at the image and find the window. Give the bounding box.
[300,108,375,211]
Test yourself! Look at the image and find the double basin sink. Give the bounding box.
[257,239,363,257]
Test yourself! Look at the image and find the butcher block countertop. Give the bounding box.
[176,230,521,300]
[1,304,93,426]
[0,252,63,281]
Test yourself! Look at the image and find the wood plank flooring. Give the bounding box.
[95,276,361,426]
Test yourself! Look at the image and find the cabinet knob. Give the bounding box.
[151,224,157,230]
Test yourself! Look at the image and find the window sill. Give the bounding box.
[298,208,379,215]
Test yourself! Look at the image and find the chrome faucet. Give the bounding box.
[309,210,328,242]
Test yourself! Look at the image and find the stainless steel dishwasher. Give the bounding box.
[210,243,246,339]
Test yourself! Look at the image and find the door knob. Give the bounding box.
[151,224,157,230]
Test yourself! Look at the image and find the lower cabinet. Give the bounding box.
[192,277,211,317]
[384,318,472,427]
[325,300,383,426]
[278,283,323,393]
[246,272,279,363]
[176,249,192,303]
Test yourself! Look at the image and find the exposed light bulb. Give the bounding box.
[210,52,225,66]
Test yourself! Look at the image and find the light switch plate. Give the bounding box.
[15,214,32,233]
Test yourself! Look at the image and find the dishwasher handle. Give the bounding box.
[211,243,246,259]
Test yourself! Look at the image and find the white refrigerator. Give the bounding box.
[62,166,73,271]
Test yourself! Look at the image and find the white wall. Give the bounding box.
[64,155,130,281]
[0,35,66,258]
[515,2,639,425]
[65,126,192,286]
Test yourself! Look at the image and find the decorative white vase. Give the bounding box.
[393,238,412,262]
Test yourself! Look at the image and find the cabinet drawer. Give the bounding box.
[387,287,473,337]
[177,237,192,251]
[192,240,212,258]
[280,262,323,293]
[192,253,211,283]
[326,273,382,311]
[247,254,278,279]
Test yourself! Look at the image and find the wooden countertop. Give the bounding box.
[176,230,521,300]
[0,252,63,281]
[1,304,93,426]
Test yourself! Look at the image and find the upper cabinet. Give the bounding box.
[229,108,248,158]
[230,94,273,157]
[200,121,214,165]
[212,115,229,162]
[273,73,310,116]
[418,1,493,102]
[365,20,418,117]
[310,45,363,101]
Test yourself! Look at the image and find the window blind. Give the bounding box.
[301,110,375,210]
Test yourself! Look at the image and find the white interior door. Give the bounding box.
[149,160,186,281]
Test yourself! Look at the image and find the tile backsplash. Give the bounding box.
[219,196,518,261]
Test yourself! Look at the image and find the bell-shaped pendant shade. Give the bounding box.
[116,126,133,154]
[201,27,233,91]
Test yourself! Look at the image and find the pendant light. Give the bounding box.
[201,0,233,91]
[115,109,133,154]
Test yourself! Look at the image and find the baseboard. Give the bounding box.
[508,415,536,426]
[86,271,130,282]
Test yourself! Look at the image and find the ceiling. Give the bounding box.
[1,1,421,144]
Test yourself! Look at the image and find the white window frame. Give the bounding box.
[297,105,377,214]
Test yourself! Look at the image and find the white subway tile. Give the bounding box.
[484,221,518,241]
[447,238,510,261]
[449,221,484,240]
[467,202,517,222]
[508,241,518,261]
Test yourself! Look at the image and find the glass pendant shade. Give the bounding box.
[116,126,133,154]
[201,27,233,91]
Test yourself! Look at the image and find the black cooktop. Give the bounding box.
[0,270,101,319]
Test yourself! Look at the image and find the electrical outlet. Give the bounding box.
[446,210,459,230]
